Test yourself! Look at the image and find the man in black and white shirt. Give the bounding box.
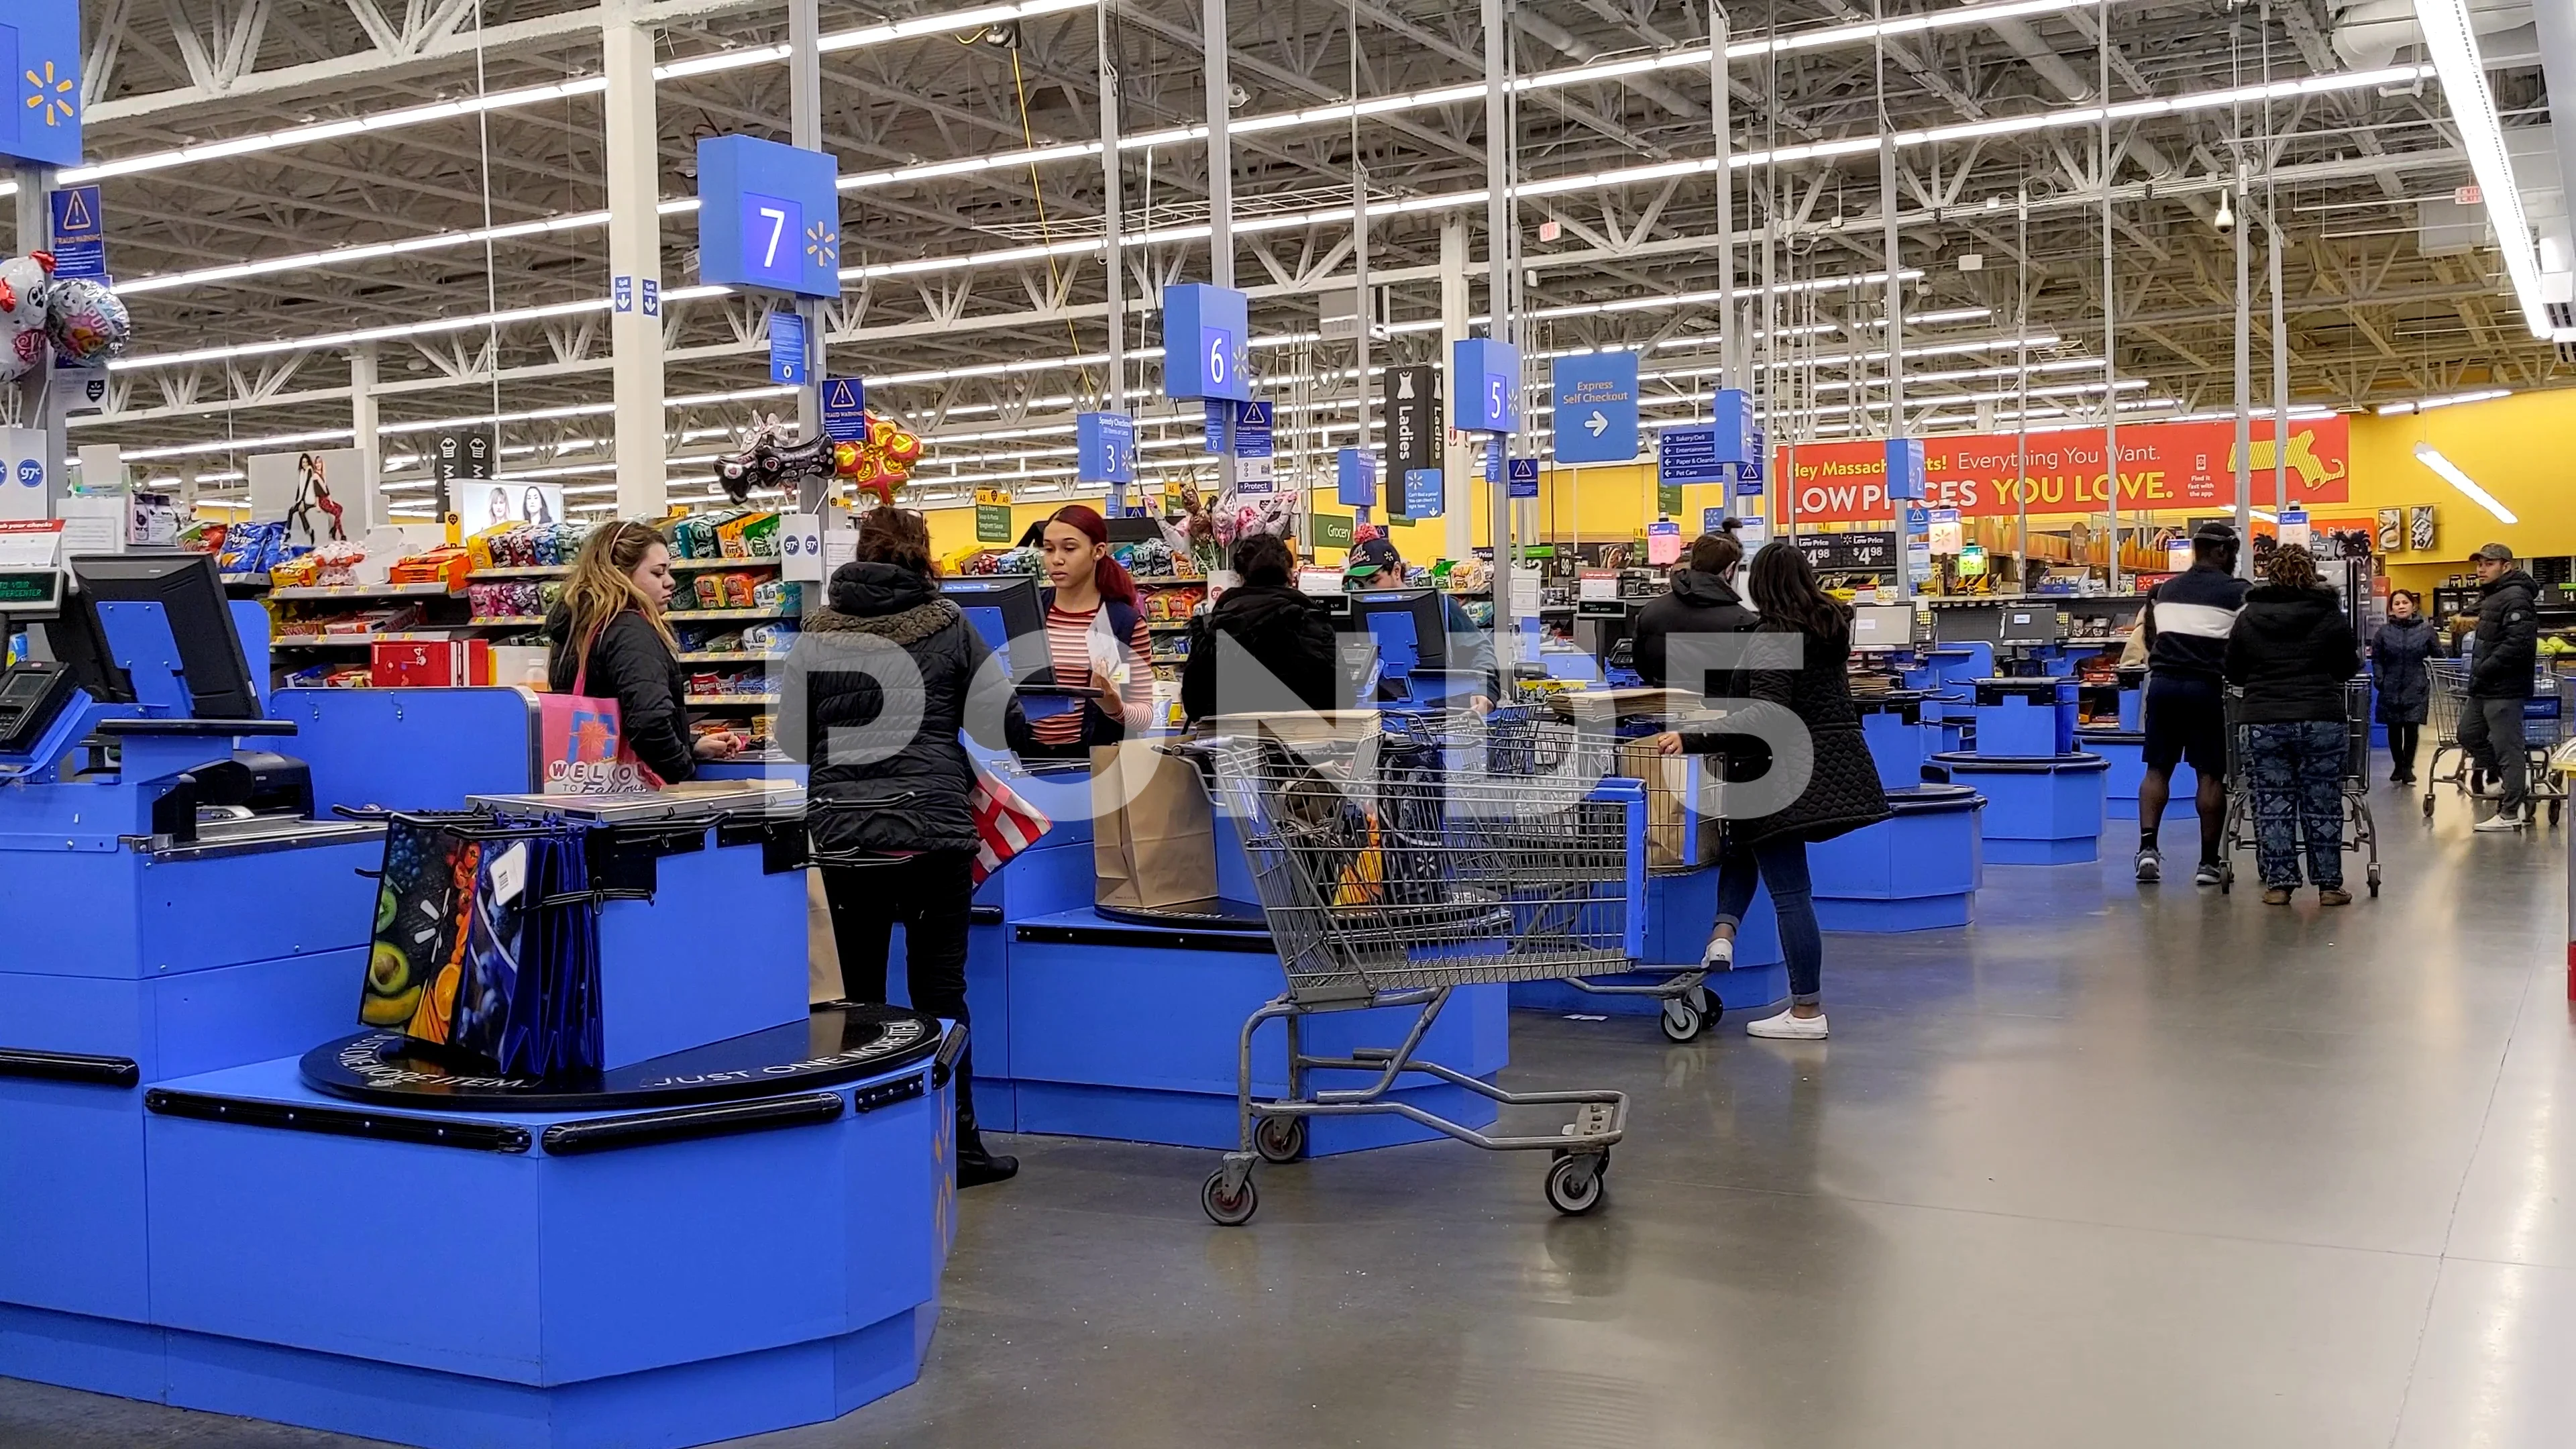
[2135,523,2250,885]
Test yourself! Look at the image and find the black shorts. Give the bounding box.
[2142,673,2228,776]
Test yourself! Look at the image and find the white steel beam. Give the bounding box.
[604,0,669,517]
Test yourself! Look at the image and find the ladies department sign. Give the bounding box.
[1778,417,2351,524]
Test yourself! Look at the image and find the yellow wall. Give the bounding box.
[908,390,2576,582]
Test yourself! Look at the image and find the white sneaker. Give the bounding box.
[1701,933,1735,971]
[1746,1009,1828,1040]
[2474,813,2526,833]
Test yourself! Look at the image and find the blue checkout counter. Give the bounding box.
[1920,676,2108,865]
[1,555,955,1449]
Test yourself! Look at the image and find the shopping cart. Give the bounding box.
[2421,661,2573,825]
[1190,712,1640,1226]
[2216,678,2381,896]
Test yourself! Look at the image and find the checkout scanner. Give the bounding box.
[1340,586,1481,708]
[0,553,341,849]
[938,573,1096,757]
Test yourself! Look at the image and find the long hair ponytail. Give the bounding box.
[561,521,680,657]
[1047,504,1136,605]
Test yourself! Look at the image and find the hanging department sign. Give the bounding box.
[1385,365,1440,477]
[1776,416,2352,524]
[0,5,84,169]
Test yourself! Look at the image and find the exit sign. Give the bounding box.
[2455,184,2483,205]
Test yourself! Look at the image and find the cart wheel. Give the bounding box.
[2422,793,2436,820]
[1201,1169,1258,1227]
[1253,1116,1306,1165]
[1544,1155,1605,1216]
[1659,998,1704,1042]
[1553,1145,1611,1179]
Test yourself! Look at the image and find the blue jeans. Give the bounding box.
[1715,835,1821,1004]
[2245,720,2345,889]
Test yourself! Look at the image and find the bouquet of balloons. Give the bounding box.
[713,414,925,509]
[0,252,135,382]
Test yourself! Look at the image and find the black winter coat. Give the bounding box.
[545,606,697,785]
[1180,582,1342,721]
[1684,616,1891,848]
[784,562,1024,856]
[2369,616,2438,724]
[2222,584,2359,724]
[2469,569,2541,700]
[1632,569,1758,695]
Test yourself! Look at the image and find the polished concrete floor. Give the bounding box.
[7,769,2575,1448]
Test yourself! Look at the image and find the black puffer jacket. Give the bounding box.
[545,606,696,784]
[1180,582,1342,721]
[2369,616,2438,724]
[783,563,1024,855]
[2222,583,2359,724]
[1686,616,1891,848]
[2469,568,2541,700]
[1631,569,1758,694]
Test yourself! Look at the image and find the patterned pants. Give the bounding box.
[2244,720,2346,889]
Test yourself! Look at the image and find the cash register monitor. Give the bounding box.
[70,552,260,720]
[32,576,136,704]
[1849,603,1917,651]
[1342,588,1451,704]
[938,574,1046,679]
[1997,603,2063,647]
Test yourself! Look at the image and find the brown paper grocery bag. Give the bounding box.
[807,867,842,1004]
[1093,744,1218,909]
[1617,737,1715,870]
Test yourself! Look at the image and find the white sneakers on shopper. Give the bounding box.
[1745,1010,1828,1040]
[1701,933,1735,971]
[2475,812,2526,833]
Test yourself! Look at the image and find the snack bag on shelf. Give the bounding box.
[740,513,782,557]
[692,575,726,610]
[270,553,323,588]
[720,572,757,609]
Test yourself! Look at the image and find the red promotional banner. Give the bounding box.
[1776,416,2351,524]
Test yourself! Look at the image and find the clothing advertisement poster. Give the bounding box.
[1092,745,1218,908]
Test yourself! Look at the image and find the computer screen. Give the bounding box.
[71,553,258,718]
[1929,603,2003,645]
[32,576,136,704]
[1849,604,1917,649]
[938,575,1046,680]
[1342,588,1449,702]
[1998,604,2062,646]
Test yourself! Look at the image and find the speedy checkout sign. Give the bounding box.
[1778,416,2352,523]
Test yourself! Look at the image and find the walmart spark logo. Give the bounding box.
[805,220,839,271]
[23,59,70,127]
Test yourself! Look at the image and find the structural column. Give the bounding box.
[1439,215,1473,564]
[13,164,65,517]
[349,345,382,529]
[603,0,668,517]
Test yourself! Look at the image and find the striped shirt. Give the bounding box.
[2144,566,2250,680]
[1030,603,1155,745]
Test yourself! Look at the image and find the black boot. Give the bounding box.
[954,1072,1018,1188]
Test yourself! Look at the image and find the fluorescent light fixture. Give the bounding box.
[2375,388,2510,416]
[2414,441,2516,523]
[2414,0,2549,337]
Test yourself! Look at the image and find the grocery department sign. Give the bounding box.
[0,3,83,170]
[1778,416,2352,523]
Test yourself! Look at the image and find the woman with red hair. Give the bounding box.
[1028,504,1155,757]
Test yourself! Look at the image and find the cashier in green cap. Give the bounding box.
[1345,531,1497,712]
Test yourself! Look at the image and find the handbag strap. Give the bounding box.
[571,616,608,697]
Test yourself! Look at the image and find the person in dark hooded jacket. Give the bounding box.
[1632,530,1758,695]
[2369,590,2438,784]
[2223,545,2360,904]
[2459,543,2542,830]
[784,506,1027,1186]
[1181,533,1342,721]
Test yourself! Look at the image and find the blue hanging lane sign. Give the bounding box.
[1550,353,1640,464]
[1163,284,1251,402]
[1452,338,1521,433]
[768,311,808,387]
[696,135,842,299]
[1711,389,1758,466]
[1079,413,1136,484]
[0,6,85,169]
[1885,437,1929,500]
[1234,400,1275,458]
[47,184,104,281]
[1336,447,1379,507]
[820,377,869,442]
[1402,468,1446,519]
[1509,458,1540,499]
[1735,428,1768,496]
[1658,425,1728,487]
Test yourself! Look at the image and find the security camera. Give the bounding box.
[1228,84,1250,109]
[2212,191,2236,236]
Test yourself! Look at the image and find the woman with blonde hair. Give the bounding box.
[545,520,739,784]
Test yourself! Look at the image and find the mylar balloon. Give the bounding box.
[44,278,131,367]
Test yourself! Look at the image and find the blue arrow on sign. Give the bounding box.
[1657,425,1728,487]
[1551,353,1639,464]
[820,377,868,441]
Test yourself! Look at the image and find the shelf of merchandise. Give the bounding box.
[686,695,780,708]
[677,651,789,664]
[268,582,460,601]
[272,631,468,648]
[466,565,565,580]
[672,556,781,572]
[221,572,272,588]
[667,607,792,622]
[1146,621,1194,633]
[466,614,548,627]
[1130,576,1205,586]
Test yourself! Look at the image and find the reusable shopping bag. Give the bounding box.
[1092,744,1217,908]
[539,627,659,795]
[970,766,1053,885]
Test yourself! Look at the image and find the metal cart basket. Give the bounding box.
[2218,678,2379,896]
[1190,713,1642,1226]
[2422,661,2572,825]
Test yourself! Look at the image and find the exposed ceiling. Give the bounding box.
[48,0,2569,515]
